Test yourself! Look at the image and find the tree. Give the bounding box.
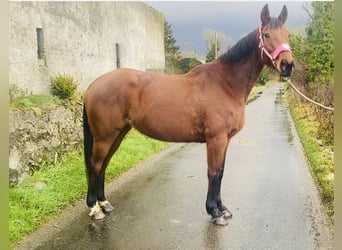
[291,2,334,84]
[288,1,334,146]
[205,42,220,63]
[203,29,233,63]
[306,2,334,84]
[179,57,202,73]
[164,19,181,74]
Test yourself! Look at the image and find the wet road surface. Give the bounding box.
[15,82,333,249]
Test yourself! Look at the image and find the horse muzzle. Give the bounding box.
[279,59,294,77]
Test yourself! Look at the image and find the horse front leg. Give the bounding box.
[205,134,232,226]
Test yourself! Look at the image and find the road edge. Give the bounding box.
[13,143,187,249]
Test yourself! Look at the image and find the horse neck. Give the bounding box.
[218,43,264,103]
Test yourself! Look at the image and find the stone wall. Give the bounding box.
[9,1,165,94]
[9,103,83,186]
[9,2,165,186]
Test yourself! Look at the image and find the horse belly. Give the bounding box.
[131,108,205,143]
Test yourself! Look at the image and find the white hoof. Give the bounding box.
[212,216,228,226]
[99,200,114,213]
[89,202,105,220]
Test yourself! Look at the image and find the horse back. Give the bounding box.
[85,67,246,142]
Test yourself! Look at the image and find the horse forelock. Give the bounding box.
[267,17,284,29]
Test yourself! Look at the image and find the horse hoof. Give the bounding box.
[212,216,228,226]
[92,210,106,220]
[101,203,114,213]
[222,209,233,219]
[89,203,106,220]
[89,209,106,220]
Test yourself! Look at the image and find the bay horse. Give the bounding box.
[83,4,294,225]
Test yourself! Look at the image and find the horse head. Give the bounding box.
[259,4,294,77]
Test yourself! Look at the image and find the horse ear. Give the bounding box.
[278,5,288,24]
[260,4,271,25]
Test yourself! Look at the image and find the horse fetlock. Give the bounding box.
[89,202,106,220]
[206,202,222,218]
[99,200,114,213]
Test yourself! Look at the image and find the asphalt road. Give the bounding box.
[15,82,333,250]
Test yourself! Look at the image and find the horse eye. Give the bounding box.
[264,33,270,38]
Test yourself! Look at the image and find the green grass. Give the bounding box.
[9,130,167,246]
[287,93,334,222]
[9,94,62,110]
[248,82,271,103]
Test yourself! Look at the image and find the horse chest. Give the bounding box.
[202,105,245,139]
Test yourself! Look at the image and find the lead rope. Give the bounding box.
[284,77,334,111]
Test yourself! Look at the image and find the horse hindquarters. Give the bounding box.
[83,104,131,219]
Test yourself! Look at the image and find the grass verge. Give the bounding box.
[248,82,271,103]
[9,94,62,110]
[9,130,167,246]
[287,91,334,223]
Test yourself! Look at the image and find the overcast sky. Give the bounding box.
[146,1,311,57]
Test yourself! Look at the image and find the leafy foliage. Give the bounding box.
[305,2,334,84]
[9,84,25,102]
[257,67,276,85]
[287,2,334,221]
[51,74,78,100]
[179,57,202,73]
[289,2,334,146]
[290,2,334,85]
[205,42,220,63]
[9,84,61,110]
[164,19,181,74]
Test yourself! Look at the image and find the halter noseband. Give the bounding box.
[258,25,291,66]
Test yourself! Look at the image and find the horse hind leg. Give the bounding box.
[86,139,113,220]
[96,125,131,214]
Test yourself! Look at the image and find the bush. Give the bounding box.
[9,84,26,102]
[179,57,202,73]
[258,67,275,85]
[51,74,78,99]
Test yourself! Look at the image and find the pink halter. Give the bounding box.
[258,25,292,66]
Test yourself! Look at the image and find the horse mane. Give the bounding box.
[219,17,283,64]
[218,30,258,64]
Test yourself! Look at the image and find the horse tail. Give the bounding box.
[83,104,93,178]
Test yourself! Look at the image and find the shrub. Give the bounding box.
[51,74,78,100]
[258,67,275,85]
[9,84,26,102]
[179,57,202,73]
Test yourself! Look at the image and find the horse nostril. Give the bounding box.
[281,59,287,67]
[280,60,294,71]
[279,60,294,77]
